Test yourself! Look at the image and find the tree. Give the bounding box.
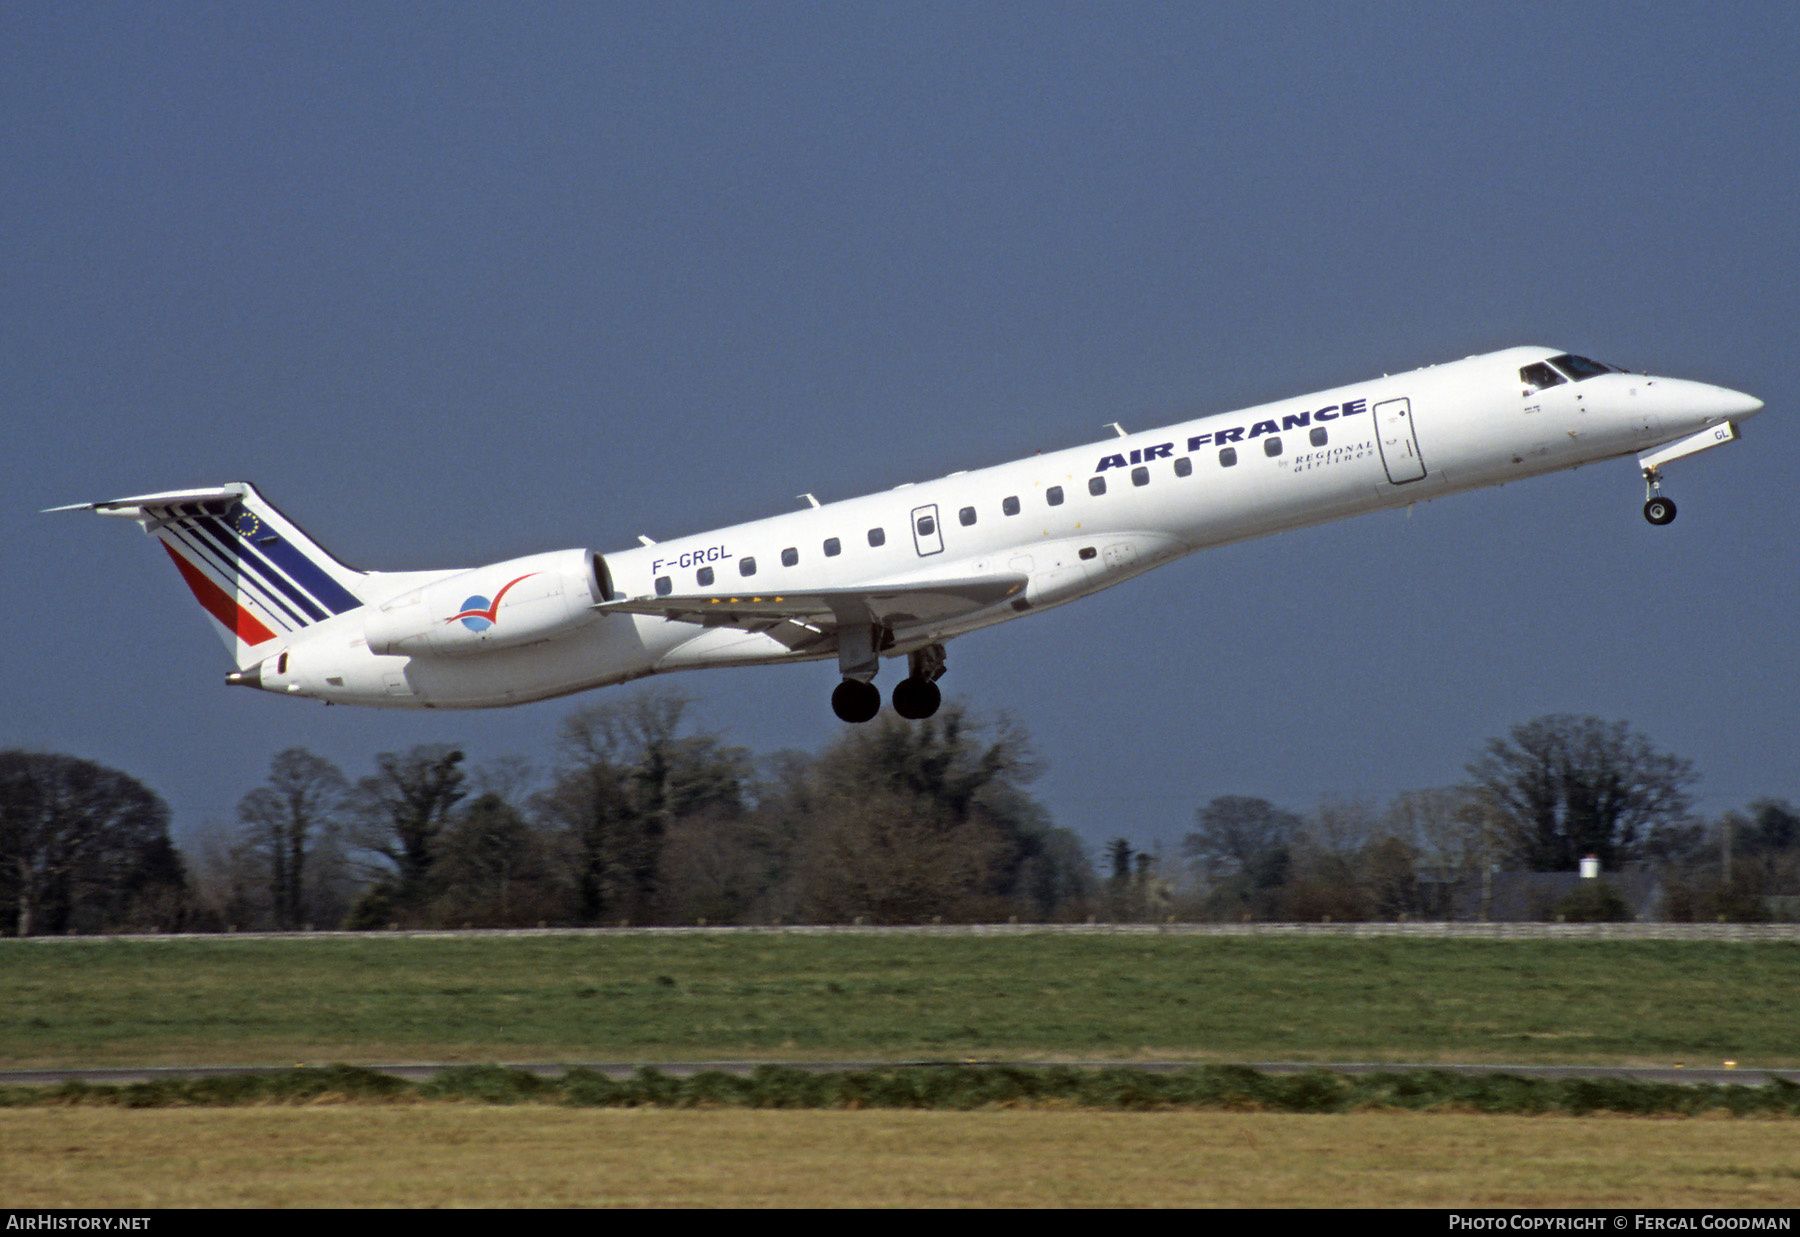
[429,791,564,927]
[1659,800,1800,923]
[538,690,751,924]
[1466,716,1696,871]
[796,779,1004,922]
[1275,796,1387,922]
[1104,838,1141,921]
[1015,826,1096,922]
[236,748,348,929]
[1107,838,1134,884]
[1737,800,1800,858]
[1359,834,1422,920]
[1183,795,1303,917]
[788,707,1078,923]
[0,751,189,935]
[185,817,266,931]
[345,745,467,925]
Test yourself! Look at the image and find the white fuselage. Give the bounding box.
[257,346,1761,708]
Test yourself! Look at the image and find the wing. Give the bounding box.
[595,571,1029,639]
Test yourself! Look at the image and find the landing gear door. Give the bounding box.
[911,504,944,556]
[1374,397,1427,485]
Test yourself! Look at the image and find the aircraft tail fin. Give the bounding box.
[48,482,369,669]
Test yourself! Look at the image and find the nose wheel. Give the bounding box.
[1641,467,1677,526]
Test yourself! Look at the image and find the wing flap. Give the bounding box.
[596,572,1029,632]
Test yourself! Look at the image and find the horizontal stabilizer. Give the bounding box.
[44,485,254,516]
[47,481,368,668]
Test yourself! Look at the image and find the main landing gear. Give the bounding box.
[830,640,947,723]
[830,679,882,724]
[1641,466,1677,526]
[891,644,946,720]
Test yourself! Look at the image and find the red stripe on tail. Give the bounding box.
[161,543,277,645]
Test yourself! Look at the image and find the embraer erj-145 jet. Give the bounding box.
[57,347,1762,722]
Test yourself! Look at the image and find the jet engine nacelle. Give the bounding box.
[364,548,608,657]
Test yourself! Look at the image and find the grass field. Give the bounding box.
[5,1106,1799,1207]
[10,932,1798,1207]
[4,933,1796,1068]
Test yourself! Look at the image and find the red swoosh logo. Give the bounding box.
[446,572,539,625]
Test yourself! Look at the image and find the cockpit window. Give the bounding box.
[1549,353,1624,381]
[1520,362,1566,395]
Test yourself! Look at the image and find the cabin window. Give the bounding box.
[1219,447,1237,467]
[1264,436,1282,457]
[915,515,935,537]
[1310,427,1328,447]
[697,566,714,586]
[959,506,976,526]
[867,527,885,547]
[655,575,672,596]
[739,557,756,577]
[1078,546,1096,560]
[781,547,798,567]
[1002,495,1021,516]
[1089,476,1106,496]
[1046,486,1064,506]
[1520,362,1566,395]
[824,537,841,557]
[1131,466,1149,487]
[1174,457,1193,478]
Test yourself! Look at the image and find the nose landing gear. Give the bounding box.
[1642,467,1677,526]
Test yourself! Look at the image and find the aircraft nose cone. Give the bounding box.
[1721,386,1765,419]
[1673,380,1764,422]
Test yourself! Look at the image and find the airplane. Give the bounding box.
[54,346,1763,723]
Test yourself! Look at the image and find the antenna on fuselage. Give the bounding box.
[798,494,821,508]
[1104,422,1128,437]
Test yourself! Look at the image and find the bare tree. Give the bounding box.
[1185,793,1301,876]
[540,690,750,924]
[1384,786,1496,918]
[795,781,1003,923]
[236,748,348,929]
[1467,716,1696,871]
[185,817,266,930]
[344,745,467,925]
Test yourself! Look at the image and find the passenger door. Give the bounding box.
[1374,397,1427,484]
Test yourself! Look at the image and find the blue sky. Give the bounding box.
[6,3,1796,861]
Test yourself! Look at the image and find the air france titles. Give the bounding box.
[1093,398,1370,472]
